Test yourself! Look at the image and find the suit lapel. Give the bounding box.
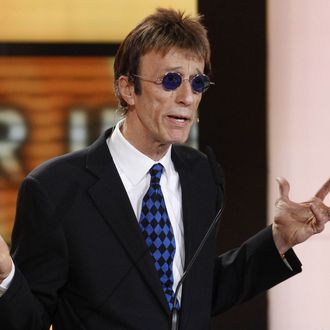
[172,146,212,330]
[172,147,199,329]
[86,129,170,315]
[172,149,197,272]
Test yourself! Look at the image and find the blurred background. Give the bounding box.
[0,0,329,329]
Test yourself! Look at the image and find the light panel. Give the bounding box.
[0,0,197,42]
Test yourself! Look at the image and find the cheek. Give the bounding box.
[140,90,166,115]
[149,98,171,121]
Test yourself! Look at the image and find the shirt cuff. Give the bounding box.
[0,260,15,297]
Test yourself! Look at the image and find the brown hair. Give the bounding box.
[114,8,211,111]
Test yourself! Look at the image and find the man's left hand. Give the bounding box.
[272,177,330,255]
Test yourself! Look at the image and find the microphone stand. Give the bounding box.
[170,205,224,330]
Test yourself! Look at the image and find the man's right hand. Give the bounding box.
[0,235,12,283]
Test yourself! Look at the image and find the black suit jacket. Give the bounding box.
[0,129,302,329]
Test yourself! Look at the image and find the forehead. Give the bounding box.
[139,48,205,73]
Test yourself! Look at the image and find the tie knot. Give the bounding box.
[149,163,163,185]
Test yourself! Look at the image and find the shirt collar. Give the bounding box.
[108,119,173,185]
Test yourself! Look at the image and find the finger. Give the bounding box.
[315,178,330,201]
[310,201,330,225]
[0,235,12,281]
[275,199,313,222]
[276,177,290,199]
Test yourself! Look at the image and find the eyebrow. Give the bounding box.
[161,66,204,75]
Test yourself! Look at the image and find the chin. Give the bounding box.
[169,136,189,145]
[162,129,190,145]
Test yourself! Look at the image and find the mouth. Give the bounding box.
[167,114,191,123]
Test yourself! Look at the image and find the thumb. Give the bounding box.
[276,177,290,199]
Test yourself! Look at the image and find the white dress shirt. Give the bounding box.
[108,120,185,302]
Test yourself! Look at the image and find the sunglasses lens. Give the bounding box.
[161,72,212,93]
[162,72,182,91]
[191,74,210,93]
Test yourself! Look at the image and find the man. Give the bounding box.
[0,8,329,330]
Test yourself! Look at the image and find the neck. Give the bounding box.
[120,120,170,161]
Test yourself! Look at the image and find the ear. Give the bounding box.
[117,75,135,106]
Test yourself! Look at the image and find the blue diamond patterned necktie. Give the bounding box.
[139,163,177,310]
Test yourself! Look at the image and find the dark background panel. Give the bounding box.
[198,1,268,329]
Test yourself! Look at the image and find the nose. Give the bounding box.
[175,79,196,106]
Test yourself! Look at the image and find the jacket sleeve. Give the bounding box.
[0,176,69,330]
[211,225,302,316]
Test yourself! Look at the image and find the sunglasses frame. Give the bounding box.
[132,72,215,94]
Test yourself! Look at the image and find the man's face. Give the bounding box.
[123,47,204,157]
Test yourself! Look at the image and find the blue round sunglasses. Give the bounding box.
[133,72,214,94]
